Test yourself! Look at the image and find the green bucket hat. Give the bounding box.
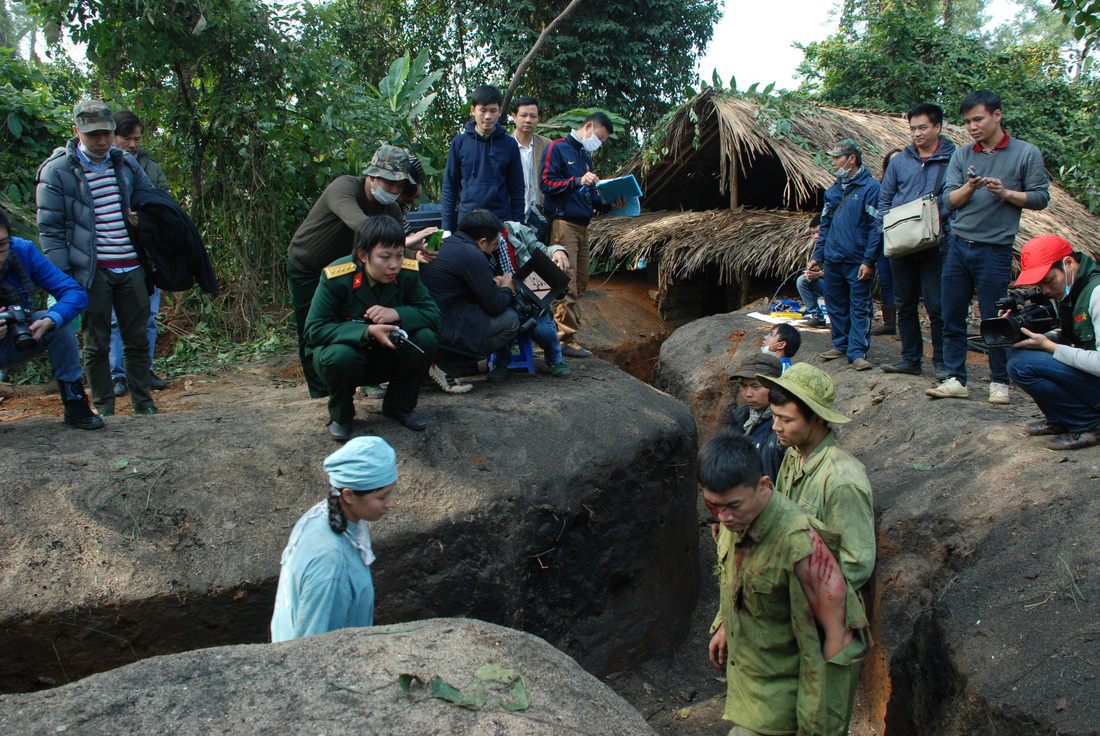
[73,99,115,133]
[756,362,850,424]
[365,145,415,183]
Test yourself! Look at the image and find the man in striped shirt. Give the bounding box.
[37,99,161,417]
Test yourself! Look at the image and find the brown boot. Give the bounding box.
[871,304,896,336]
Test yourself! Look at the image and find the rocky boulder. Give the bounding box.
[0,357,698,692]
[656,310,1100,736]
[0,617,657,735]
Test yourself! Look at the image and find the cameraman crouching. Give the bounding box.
[1007,235,1100,450]
[0,208,102,429]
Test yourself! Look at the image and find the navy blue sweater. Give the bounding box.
[441,121,525,232]
[539,133,607,226]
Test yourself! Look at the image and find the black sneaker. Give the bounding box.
[803,315,827,327]
[880,360,921,375]
[149,373,167,391]
[113,377,128,397]
[382,405,427,431]
[326,419,352,441]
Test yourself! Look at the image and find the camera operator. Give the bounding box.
[0,208,102,429]
[1006,235,1100,450]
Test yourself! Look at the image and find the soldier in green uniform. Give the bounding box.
[304,216,440,439]
[700,433,869,736]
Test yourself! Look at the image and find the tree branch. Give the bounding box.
[502,0,583,114]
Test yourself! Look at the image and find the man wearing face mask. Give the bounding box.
[811,139,882,372]
[540,111,623,358]
[1006,235,1100,450]
[287,145,437,399]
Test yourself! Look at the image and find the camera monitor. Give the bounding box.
[511,248,571,332]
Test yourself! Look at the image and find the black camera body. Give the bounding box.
[980,288,1059,348]
[0,304,37,352]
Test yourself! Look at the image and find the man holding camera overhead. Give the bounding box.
[1006,235,1100,451]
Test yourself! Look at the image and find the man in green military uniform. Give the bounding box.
[758,362,876,590]
[288,145,438,398]
[701,433,868,736]
[304,216,440,439]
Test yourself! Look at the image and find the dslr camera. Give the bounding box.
[0,304,37,352]
[980,288,1059,348]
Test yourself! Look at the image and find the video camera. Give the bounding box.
[0,304,36,352]
[980,288,1059,348]
[511,248,571,333]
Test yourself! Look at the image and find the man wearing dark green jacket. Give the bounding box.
[304,217,440,439]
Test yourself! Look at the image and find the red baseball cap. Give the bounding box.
[1015,234,1073,286]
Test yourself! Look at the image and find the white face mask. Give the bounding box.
[760,345,774,354]
[582,133,603,153]
[371,185,399,205]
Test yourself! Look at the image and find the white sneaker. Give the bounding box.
[925,377,969,399]
[988,382,1010,405]
[429,364,472,394]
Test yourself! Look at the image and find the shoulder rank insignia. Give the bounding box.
[353,273,363,290]
[401,258,419,272]
[323,261,357,279]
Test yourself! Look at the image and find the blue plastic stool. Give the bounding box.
[488,335,536,374]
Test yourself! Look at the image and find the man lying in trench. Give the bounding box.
[701,433,869,736]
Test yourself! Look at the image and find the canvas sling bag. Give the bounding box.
[883,161,947,258]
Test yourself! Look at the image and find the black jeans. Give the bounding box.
[891,244,944,366]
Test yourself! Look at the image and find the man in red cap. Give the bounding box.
[1006,235,1100,450]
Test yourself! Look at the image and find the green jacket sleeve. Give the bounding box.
[394,273,442,334]
[303,277,370,348]
[821,481,876,590]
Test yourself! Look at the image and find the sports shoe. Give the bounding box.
[326,418,352,441]
[487,365,510,383]
[149,373,167,391]
[382,405,427,431]
[429,364,472,394]
[549,360,572,378]
[926,377,969,399]
[803,315,827,327]
[880,360,921,375]
[361,384,387,399]
[1026,419,1067,436]
[560,339,592,358]
[113,377,128,397]
[134,406,159,415]
[1048,429,1100,451]
[849,357,873,371]
[933,362,950,381]
[819,348,845,360]
[988,382,1010,405]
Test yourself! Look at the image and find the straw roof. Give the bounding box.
[592,90,1100,283]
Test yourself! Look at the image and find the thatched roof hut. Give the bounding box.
[591,90,1100,289]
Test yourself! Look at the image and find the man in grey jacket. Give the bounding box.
[36,99,161,417]
[928,90,1049,404]
[878,103,954,379]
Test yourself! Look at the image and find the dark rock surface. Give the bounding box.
[0,357,698,692]
[0,617,657,735]
[656,309,1100,736]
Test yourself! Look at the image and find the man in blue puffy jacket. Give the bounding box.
[811,139,882,371]
[0,207,102,429]
[440,85,525,234]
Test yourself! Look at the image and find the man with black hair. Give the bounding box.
[761,323,800,372]
[112,110,169,190]
[0,207,102,429]
[420,209,520,389]
[797,214,827,327]
[757,362,876,591]
[441,85,525,233]
[812,139,882,372]
[878,103,954,380]
[540,111,623,358]
[1007,235,1100,450]
[929,89,1049,404]
[726,353,786,481]
[511,96,552,240]
[701,432,868,736]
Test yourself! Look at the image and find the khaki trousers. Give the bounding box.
[549,219,589,343]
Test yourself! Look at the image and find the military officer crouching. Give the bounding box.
[305,216,441,439]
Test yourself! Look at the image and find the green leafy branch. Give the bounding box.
[398,663,530,713]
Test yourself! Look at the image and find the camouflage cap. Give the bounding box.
[73,99,115,133]
[756,362,851,425]
[825,138,862,158]
[365,145,415,183]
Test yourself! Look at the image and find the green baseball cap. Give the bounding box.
[756,362,851,424]
[73,99,115,133]
[825,138,862,158]
[365,145,415,183]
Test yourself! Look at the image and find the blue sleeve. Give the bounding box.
[508,146,525,222]
[877,159,899,235]
[862,181,882,265]
[540,141,578,196]
[18,240,87,327]
[441,136,461,232]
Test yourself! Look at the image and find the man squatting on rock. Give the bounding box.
[702,433,869,736]
[1007,235,1100,451]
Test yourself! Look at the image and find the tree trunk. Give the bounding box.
[501,0,583,114]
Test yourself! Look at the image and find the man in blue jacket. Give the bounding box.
[0,208,102,429]
[811,139,882,371]
[878,104,954,379]
[539,111,621,358]
[441,85,525,234]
